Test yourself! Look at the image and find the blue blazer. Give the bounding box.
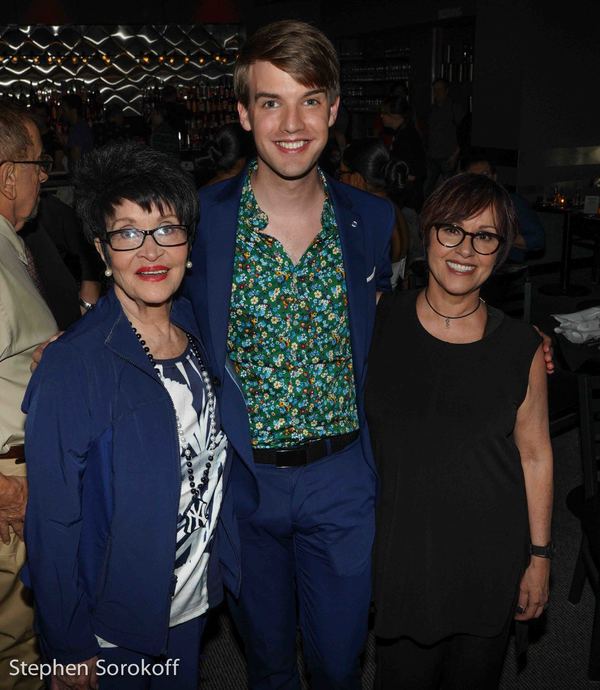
[22,290,236,664]
[186,170,394,519]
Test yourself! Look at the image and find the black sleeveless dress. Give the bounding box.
[365,290,541,643]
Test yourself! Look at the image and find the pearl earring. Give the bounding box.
[104,267,113,277]
[186,260,193,269]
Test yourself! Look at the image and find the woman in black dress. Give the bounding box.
[366,173,553,689]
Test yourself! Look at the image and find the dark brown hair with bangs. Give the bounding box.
[234,20,340,107]
[420,172,517,266]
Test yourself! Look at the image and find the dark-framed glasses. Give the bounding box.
[432,222,505,256]
[104,224,189,251]
[0,153,54,174]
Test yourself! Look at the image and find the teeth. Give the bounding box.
[447,261,475,273]
[277,140,307,150]
[139,270,167,275]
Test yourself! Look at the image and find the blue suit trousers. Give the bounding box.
[228,440,376,690]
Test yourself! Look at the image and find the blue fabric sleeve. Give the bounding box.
[22,342,99,664]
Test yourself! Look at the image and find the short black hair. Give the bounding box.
[205,123,253,172]
[342,138,406,196]
[74,142,198,245]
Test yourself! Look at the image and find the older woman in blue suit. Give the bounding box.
[23,143,234,690]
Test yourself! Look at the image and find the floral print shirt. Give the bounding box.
[227,163,359,448]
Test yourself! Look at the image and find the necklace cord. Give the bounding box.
[424,290,484,327]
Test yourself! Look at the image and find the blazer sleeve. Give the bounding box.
[22,342,99,664]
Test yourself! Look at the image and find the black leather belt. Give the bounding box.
[0,444,25,460]
[253,430,359,468]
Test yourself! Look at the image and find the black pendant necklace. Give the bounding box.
[130,324,218,506]
[424,290,484,329]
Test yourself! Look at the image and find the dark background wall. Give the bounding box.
[2,0,599,196]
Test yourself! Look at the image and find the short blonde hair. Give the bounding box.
[234,20,340,107]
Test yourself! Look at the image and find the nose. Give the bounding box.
[137,233,165,260]
[281,104,303,134]
[456,236,475,257]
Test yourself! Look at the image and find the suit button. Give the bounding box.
[351,220,358,227]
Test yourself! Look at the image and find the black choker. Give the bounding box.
[424,290,484,329]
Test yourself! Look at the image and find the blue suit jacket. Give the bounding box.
[185,169,394,534]
[22,290,232,663]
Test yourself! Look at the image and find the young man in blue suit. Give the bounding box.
[187,20,395,690]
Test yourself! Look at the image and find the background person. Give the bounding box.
[0,100,56,690]
[22,143,232,690]
[380,96,426,212]
[423,78,465,197]
[61,94,93,168]
[21,193,103,328]
[366,173,553,689]
[340,138,410,286]
[202,122,254,186]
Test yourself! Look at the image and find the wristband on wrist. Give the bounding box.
[530,542,554,559]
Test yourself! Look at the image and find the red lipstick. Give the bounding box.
[136,265,169,282]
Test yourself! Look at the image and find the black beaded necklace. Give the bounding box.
[131,324,219,502]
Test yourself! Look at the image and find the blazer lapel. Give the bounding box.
[203,173,246,377]
[327,177,369,394]
[200,173,257,470]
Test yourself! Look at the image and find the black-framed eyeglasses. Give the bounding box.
[0,154,53,174]
[104,224,189,251]
[432,222,505,256]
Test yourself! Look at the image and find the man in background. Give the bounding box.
[0,101,57,689]
[61,94,93,168]
[424,78,465,197]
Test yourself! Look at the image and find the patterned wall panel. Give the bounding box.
[0,24,244,115]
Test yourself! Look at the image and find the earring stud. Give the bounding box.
[104,267,113,277]
[186,260,193,269]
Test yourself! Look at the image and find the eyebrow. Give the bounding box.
[110,215,178,227]
[253,87,326,102]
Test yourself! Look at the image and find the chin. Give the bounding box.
[259,152,320,181]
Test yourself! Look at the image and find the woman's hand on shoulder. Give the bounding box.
[514,557,550,621]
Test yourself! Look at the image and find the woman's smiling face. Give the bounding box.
[96,199,189,311]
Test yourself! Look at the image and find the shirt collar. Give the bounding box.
[0,214,27,264]
[241,159,335,236]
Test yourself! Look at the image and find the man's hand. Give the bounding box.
[533,326,555,375]
[51,656,99,690]
[31,331,63,373]
[0,474,27,544]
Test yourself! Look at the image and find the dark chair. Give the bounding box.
[571,213,600,284]
[548,368,579,438]
[567,374,600,680]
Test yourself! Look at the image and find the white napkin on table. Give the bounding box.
[552,306,600,343]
